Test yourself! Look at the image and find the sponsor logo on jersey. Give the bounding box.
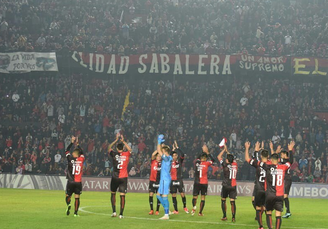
[153,166,161,171]
[270,167,284,175]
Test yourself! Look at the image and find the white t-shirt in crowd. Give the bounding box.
[80,105,86,117]
[58,114,65,123]
[54,154,62,163]
[285,35,291,44]
[240,97,248,106]
[47,105,54,116]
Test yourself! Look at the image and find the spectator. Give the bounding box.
[315,158,322,171]
[25,161,32,174]
[54,151,61,169]
[299,156,308,170]
[189,167,194,179]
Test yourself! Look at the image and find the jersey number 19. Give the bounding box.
[72,164,81,175]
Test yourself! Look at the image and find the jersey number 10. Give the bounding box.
[229,168,237,179]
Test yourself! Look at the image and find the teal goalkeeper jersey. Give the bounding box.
[160,155,172,181]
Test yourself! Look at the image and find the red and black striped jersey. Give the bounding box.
[220,159,238,187]
[248,159,266,191]
[260,162,290,196]
[149,159,161,182]
[65,143,85,183]
[109,150,131,178]
[171,149,185,180]
[194,154,215,184]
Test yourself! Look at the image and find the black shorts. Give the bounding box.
[284,179,292,195]
[149,181,160,193]
[66,181,82,196]
[170,180,185,194]
[111,177,128,193]
[221,186,237,199]
[193,183,208,196]
[265,194,283,212]
[252,184,256,197]
[254,190,266,207]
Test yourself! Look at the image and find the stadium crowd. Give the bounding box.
[0,0,328,56]
[0,74,328,184]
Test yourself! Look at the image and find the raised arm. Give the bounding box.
[217,144,227,162]
[202,144,215,163]
[245,141,251,162]
[121,135,132,152]
[76,137,84,155]
[174,140,185,156]
[151,150,158,160]
[276,145,282,154]
[288,140,295,162]
[157,134,165,157]
[66,136,76,153]
[254,141,261,160]
[108,133,120,152]
[269,141,274,155]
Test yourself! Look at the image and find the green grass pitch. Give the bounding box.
[0,189,327,229]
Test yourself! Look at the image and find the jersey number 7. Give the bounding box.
[197,167,203,178]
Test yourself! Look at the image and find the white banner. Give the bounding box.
[0,52,58,73]
[1,174,328,199]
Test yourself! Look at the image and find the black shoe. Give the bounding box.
[66,205,71,216]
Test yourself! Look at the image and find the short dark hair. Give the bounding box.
[261,150,269,158]
[281,150,289,157]
[73,149,81,156]
[171,151,178,156]
[200,153,208,159]
[117,143,124,151]
[271,153,279,161]
[227,154,234,163]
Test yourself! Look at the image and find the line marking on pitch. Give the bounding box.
[79,206,328,229]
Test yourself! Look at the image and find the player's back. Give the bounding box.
[222,161,238,187]
[261,162,289,196]
[110,150,131,178]
[67,155,85,182]
[194,159,213,184]
[150,160,161,182]
[249,159,265,191]
[160,155,172,181]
